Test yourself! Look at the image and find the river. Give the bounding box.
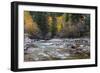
[24,36,90,61]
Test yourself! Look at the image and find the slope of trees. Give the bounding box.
[24,11,90,39]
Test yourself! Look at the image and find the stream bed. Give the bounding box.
[24,36,90,61]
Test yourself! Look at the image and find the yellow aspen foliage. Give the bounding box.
[47,16,53,32]
[48,16,52,26]
[24,11,39,34]
[56,16,63,32]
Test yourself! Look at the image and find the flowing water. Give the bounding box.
[24,36,90,61]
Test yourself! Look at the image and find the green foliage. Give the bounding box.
[71,14,82,22]
[65,13,69,22]
[85,14,90,32]
[51,16,57,38]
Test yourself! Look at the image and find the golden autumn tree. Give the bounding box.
[24,11,39,35]
[56,16,63,32]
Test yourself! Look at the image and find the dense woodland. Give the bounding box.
[24,11,90,39]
